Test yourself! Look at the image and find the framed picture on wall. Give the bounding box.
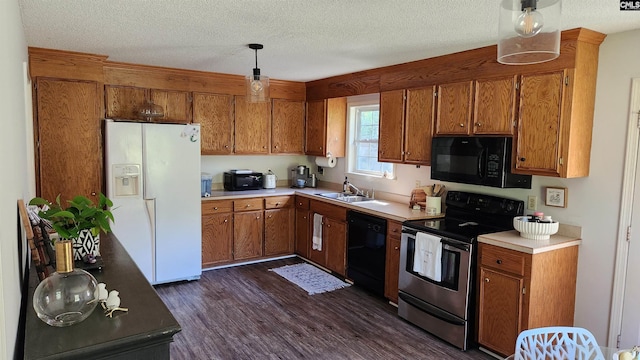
[545,187,567,208]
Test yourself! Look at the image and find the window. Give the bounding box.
[347,95,394,177]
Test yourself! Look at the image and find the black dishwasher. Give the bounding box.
[347,211,387,296]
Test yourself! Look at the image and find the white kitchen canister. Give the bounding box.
[264,170,277,189]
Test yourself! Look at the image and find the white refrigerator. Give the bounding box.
[105,119,202,285]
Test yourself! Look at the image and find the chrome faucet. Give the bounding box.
[346,181,364,196]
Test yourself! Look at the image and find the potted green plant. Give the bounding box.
[29,193,114,261]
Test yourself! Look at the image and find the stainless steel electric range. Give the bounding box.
[399,191,524,350]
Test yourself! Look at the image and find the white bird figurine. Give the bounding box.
[94,283,108,309]
[104,290,128,318]
[105,290,120,309]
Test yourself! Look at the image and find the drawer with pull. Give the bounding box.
[234,198,264,212]
[387,220,402,239]
[202,200,233,215]
[295,196,310,210]
[479,243,527,276]
[265,196,293,209]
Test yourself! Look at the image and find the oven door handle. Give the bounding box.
[402,230,470,252]
[441,239,470,252]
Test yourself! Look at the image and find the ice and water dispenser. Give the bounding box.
[112,164,141,197]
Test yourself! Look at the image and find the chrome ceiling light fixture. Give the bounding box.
[498,0,561,65]
[246,43,270,103]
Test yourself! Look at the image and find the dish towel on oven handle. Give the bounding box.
[413,232,442,281]
[312,213,323,251]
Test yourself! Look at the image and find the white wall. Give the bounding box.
[201,155,315,188]
[320,29,640,344]
[0,0,32,358]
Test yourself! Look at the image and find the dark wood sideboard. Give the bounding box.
[23,233,181,360]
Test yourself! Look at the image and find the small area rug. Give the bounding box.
[269,263,351,295]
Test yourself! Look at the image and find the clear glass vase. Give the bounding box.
[33,240,98,327]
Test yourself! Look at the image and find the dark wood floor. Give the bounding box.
[155,257,495,360]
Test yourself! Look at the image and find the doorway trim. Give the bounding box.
[609,78,640,347]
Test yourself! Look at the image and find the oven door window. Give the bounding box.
[405,234,460,291]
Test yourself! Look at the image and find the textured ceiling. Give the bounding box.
[18,0,640,82]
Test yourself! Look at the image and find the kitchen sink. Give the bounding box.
[317,192,375,203]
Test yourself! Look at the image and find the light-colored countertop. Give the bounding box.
[478,228,582,254]
[204,187,441,222]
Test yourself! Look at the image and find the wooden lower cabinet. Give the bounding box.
[295,196,311,258]
[202,196,297,268]
[308,200,348,276]
[324,218,347,276]
[265,207,295,256]
[477,242,579,357]
[201,200,234,267]
[233,210,264,260]
[384,220,402,303]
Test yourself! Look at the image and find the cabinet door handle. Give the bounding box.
[496,259,502,265]
[299,202,303,206]
[275,202,280,206]
[484,278,490,282]
[303,216,307,219]
[394,246,399,250]
[214,207,218,210]
[476,122,482,127]
[268,215,272,218]
[392,228,398,233]
[246,204,251,208]
[223,219,228,223]
[225,145,229,148]
[459,123,465,127]
[327,224,331,228]
[256,216,260,219]
[91,191,97,196]
[274,145,278,149]
[406,152,410,155]
[519,157,526,162]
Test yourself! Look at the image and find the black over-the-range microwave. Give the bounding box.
[431,137,532,189]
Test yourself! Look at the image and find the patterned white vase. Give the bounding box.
[68,229,100,261]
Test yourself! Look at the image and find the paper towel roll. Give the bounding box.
[315,156,337,168]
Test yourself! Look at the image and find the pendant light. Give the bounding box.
[497,0,561,65]
[246,43,270,103]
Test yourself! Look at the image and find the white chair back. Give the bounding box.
[514,326,604,360]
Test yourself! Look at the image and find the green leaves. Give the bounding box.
[29,193,115,239]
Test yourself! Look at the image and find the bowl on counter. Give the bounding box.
[513,216,559,240]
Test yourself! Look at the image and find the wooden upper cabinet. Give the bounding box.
[150,89,192,124]
[305,100,326,156]
[378,90,405,163]
[36,78,102,203]
[514,72,564,176]
[105,85,146,120]
[435,81,473,135]
[404,87,435,164]
[305,98,346,157]
[473,76,517,135]
[378,87,435,165]
[272,99,305,154]
[194,92,234,155]
[105,85,192,123]
[234,96,271,154]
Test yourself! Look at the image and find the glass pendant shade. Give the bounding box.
[246,44,270,103]
[246,71,270,103]
[498,0,561,65]
[33,240,98,327]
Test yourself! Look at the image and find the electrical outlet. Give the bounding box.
[415,180,421,188]
[527,195,537,211]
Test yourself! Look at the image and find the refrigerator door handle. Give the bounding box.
[144,198,156,282]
